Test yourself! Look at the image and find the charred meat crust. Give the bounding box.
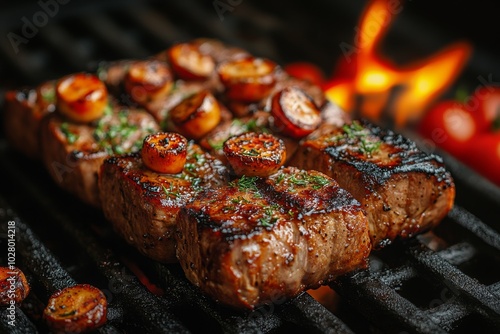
[322,120,453,190]
[290,120,455,248]
[40,113,108,207]
[99,145,229,263]
[176,167,371,309]
[257,169,362,215]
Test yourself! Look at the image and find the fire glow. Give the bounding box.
[325,0,472,127]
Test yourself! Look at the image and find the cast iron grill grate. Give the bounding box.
[1,145,500,333]
[1,1,500,333]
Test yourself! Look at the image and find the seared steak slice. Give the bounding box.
[176,167,370,309]
[3,81,56,159]
[99,144,229,263]
[40,105,159,207]
[289,120,455,248]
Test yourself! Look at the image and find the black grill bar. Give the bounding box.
[0,143,356,332]
[408,242,500,325]
[332,206,500,333]
[410,207,500,325]
[4,130,500,333]
[447,206,500,251]
[334,275,448,334]
[0,198,122,334]
[154,263,278,333]
[154,262,355,333]
[79,13,151,59]
[276,293,355,334]
[122,5,189,45]
[0,304,38,334]
[0,150,190,333]
[38,23,91,72]
[425,302,468,331]
[2,1,500,332]
[437,242,476,265]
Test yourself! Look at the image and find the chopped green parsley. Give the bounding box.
[341,121,381,155]
[280,171,330,191]
[93,106,149,155]
[230,175,259,193]
[60,122,79,144]
[41,87,56,103]
[162,184,181,199]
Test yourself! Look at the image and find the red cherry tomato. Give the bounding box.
[284,62,325,87]
[418,100,478,159]
[462,134,500,186]
[467,86,500,132]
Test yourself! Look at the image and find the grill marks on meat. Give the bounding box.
[289,120,455,248]
[99,143,229,263]
[176,167,370,309]
[40,106,159,207]
[5,38,458,310]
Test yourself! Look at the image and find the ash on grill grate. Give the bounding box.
[1,1,500,333]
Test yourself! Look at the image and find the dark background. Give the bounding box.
[1,2,500,333]
[1,0,499,95]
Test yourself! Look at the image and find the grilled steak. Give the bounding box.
[99,143,229,263]
[289,120,455,248]
[176,167,371,309]
[40,104,159,207]
[3,81,56,159]
[5,36,457,312]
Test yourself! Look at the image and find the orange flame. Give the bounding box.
[325,0,472,127]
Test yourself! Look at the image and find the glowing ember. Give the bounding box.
[307,286,340,312]
[326,0,472,127]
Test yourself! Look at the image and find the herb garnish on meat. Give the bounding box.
[41,88,56,103]
[278,171,330,191]
[60,122,79,144]
[258,203,281,227]
[341,121,381,155]
[230,175,259,192]
[93,106,153,154]
[162,184,181,199]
